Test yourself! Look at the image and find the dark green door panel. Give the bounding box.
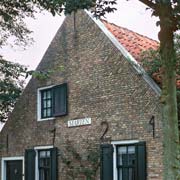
[6,160,23,180]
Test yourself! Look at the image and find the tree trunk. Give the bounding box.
[158,7,180,180]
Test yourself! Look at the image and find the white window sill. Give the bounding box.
[37,117,55,122]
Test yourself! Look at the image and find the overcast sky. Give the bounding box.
[0,0,159,70]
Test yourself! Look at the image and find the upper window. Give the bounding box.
[37,83,68,121]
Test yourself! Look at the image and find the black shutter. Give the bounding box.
[136,142,147,180]
[100,144,113,180]
[25,149,36,180]
[53,83,68,116]
[50,148,58,180]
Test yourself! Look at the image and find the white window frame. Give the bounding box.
[1,156,24,180]
[111,140,139,180]
[37,85,55,121]
[34,145,53,180]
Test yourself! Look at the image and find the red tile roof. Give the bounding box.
[102,20,159,62]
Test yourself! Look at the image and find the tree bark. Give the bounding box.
[158,5,180,180]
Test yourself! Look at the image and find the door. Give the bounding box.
[6,160,23,180]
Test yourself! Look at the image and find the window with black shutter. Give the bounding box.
[25,148,58,180]
[100,142,146,180]
[38,83,68,120]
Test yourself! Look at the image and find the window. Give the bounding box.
[41,89,53,119]
[38,150,51,180]
[25,147,57,180]
[100,142,146,180]
[117,145,136,180]
[38,83,68,120]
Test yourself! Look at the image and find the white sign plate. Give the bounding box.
[68,118,91,127]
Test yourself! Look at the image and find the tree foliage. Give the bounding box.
[141,33,180,130]
[0,0,62,47]
[0,56,27,122]
[0,0,117,47]
[142,33,180,86]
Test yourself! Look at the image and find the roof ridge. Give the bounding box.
[101,19,159,44]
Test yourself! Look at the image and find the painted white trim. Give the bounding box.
[37,117,55,122]
[85,10,161,96]
[111,140,139,145]
[34,145,53,150]
[111,140,139,180]
[1,156,24,180]
[35,150,39,180]
[37,85,55,121]
[112,144,117,180]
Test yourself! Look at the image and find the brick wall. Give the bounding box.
[0,11,163,180]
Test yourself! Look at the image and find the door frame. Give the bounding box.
[1,156,24,180]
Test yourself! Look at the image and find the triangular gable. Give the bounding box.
[0,10,161,134]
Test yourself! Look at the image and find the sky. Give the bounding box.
[0,0,160,70]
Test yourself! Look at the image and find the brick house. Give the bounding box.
[0,10,163,180]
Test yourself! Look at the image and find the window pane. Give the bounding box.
[43,101,47,108]
[39,169,45,180]
[42,91,46,99]
[39,150,50,158]
[45,158,50,167]
[40,151,46,158]
[46,109,52,117]
[46,91,51,98]
[128,154,135,166]
[118,146,126,166]
[46,100,51,108]
[45,169,50,180]
[43,110,47,118]
[128,146,135,154]
[39,159,45,167]
[118,146,126,154]
[129,168,135,180]
[128,146,135,166]
[122,168,128,180]
[118,168,122,180]
[46,151,50,157]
